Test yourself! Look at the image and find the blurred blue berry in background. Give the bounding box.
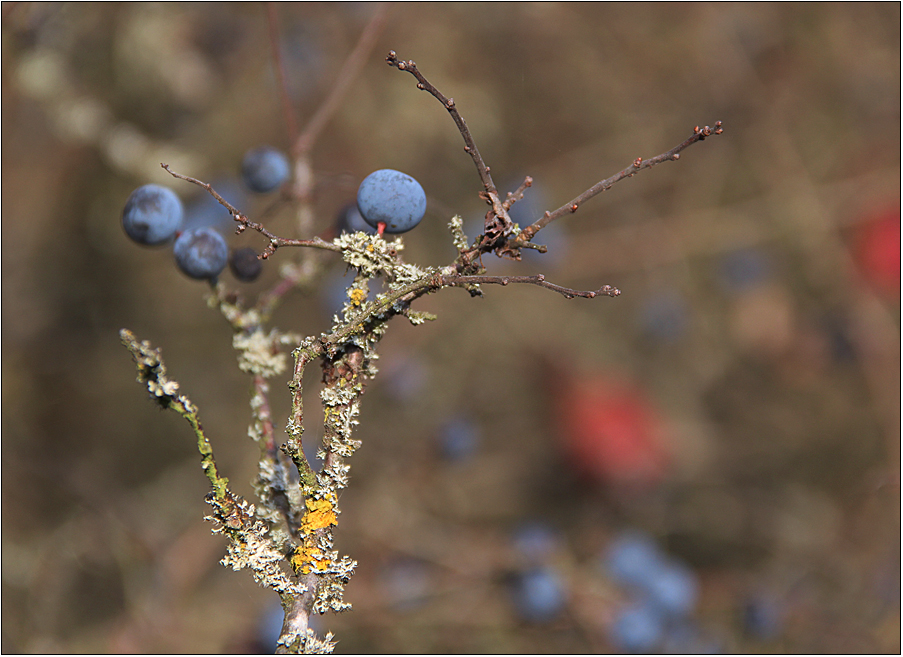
[122,184,184,246]
[381,557,432,612]
[510,567,566,623]
[336,201,377,235]
[257,602,284,653]
[437,416,480,462]
[357,169,426,234]
[502,175,545,228]
[173,226,229,280]
[660,620,723,654]
[645,559,699,618]
[380,353,427,403]
[512,521,561,565]
[717,247,771,293]
[501,177,570,268]
[319,269,377,320]
[639,292,689,343]
[610,600,665,653]
[603,531,667,590]
[242,146,291,193]
[183,177,247,234]
[742,593,784,641]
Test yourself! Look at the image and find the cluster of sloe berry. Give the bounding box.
[603,531,714,653]
[122,149,426,281]
[121,146,291,282]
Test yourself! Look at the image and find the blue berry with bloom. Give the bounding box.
[604,531,667,590]
[357,169,426,234]
[173,227,229,280]
[336,201,378,235]
[122,184,184,246]
[241,146,290,193]
[610,601,665,653]
[510,567,566,623]
[645,558,699,617]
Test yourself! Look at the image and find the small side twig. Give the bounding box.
[386,50,513,239]
[293,3,389,157]
[266,2,298,146]
[160,163,341,258]
[386,50,496,197]
[515,122,724,244]
[502,176,533,212]
[442,274,620,299]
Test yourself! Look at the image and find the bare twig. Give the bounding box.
[160,163,341,258]
[441,274,620,299]
[515,122,724,244]
[266,2,299,146]
[502,175,533,212]
[293,4,389,157]
[386,50,495,196]
[386,50,514,239]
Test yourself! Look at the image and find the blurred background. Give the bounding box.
[2,3,899,653]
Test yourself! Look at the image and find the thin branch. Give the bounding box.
[120,329,230,499]
[502,175,533,212]
[293,3,389,157]
[160,163,341,257]
[515,122,724,244]
[440,274,620,299]
[386,50,513,238]
[266,2,299,146]
[386,50,496,197]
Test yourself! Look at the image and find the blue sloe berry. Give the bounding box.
[510,567,566,623]
[742,593,783,641]
[241,146,290,193]
[229,247,263,282]
[512,522,560,564]
[336,201,377,235]
[173,227,229,280]
[610,601,665,653]
[603,531,667,590]
[718,247,770,293]
[122,184,184,246]
[356,169,426,234]
[437,416,479,462]
[644,559,699,618]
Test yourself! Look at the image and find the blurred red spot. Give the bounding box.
[852,207,900,300]
[553,374,669,488]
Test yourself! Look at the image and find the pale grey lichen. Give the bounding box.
[148,378,180,398]
[218,520,308,597]
[277,628,337,654]
[234,328,299,378]
[448,214,469,252]
[334,232,400,278]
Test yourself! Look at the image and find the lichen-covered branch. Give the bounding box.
[119,329,230,499]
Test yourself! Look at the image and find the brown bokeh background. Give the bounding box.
[2,3,900,653]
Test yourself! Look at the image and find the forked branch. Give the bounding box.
[386,49,723,256]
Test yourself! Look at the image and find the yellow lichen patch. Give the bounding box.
[348,288,367,307]
[301,497,338,533]
[290,541,331,574]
